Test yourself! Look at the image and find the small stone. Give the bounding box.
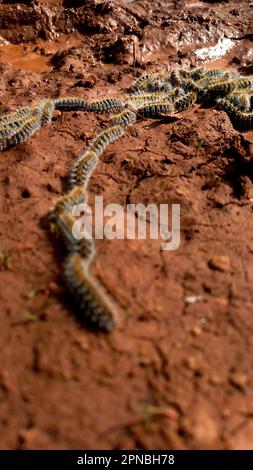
[184,356,198,371]
[0,370,13,392]
[214,297,228,306]
[229,372,248,391]
[191,326,202,336]
[181,404,219,447]
[222,408,231,418]
[208,255,231,272]
[185,295,203,304]
[48,282,62,295]
[210,374,225,386]
[74,335,90,351]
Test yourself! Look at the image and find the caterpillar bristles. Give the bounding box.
[130,74,156,93]
[87,124,124,156]
[170,70,183,87]
[226,92,252,111]
[174,92,197,112]
[0,112,34,129]
[55,96,125,115]
[233,78,253,91]
[128,91,177,107]
[56,212,95,261]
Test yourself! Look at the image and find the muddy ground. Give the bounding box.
[0,0,253,450]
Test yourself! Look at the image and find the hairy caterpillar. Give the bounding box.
[0,106,34,125]
[69,151,98,189]
[0,114,36,139]
[54,96,89,111]
[63,252,118,331]
[54,186,86,215]
[37,99,55,126]
[0,117,42,151]
[86,98,125,114]
[109,109,137,127]
[136,101,175,118]
[225,93,252,111]
[217,98,253,129]
[205,80,236,99]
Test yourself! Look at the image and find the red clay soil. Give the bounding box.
[0,0,253,450]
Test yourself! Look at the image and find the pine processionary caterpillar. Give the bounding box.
[69,150,98,189]
[86,98,125,114]
[0,106,34,125]
[109,109,137,127]
[226,93,252,111]
[205,80,236,99]
[70,124,124,188]
[86,124,125,156]
[233,78,253,91]
[128,91,175,108]
[37,99,55,126]
[136,101,175,118]
[56,212,80,252]
[217,98,253,130]
[63,252,118,331]
[54,97,89,111]
[0,114,37,139]
[54,186,86,216]
[0,117,42,151]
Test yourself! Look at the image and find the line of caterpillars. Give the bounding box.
[1,67,253,330]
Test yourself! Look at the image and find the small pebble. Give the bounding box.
[208,255,231,272]
[185,295,203,304]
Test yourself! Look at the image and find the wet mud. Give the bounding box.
[0,0,253,450]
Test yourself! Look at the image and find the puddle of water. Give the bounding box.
[0,44,52,73]
[0,33,82,73]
